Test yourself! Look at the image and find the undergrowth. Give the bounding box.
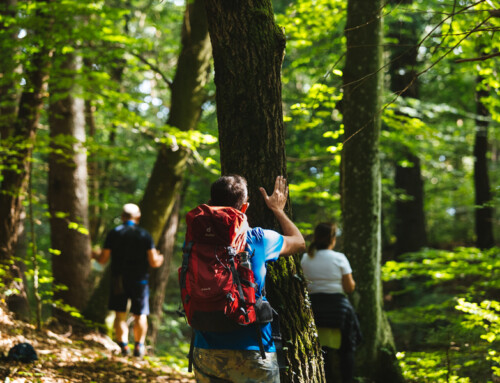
[383,247,499,382]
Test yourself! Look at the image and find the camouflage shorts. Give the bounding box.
[193,348,280,383]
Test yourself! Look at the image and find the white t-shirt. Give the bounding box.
[301,249,352,294]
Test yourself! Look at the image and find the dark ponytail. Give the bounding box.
[307,222,337,258]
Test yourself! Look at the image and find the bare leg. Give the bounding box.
[133,314,148,344]
[114,312,129,343]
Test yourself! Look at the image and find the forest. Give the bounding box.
[0,0,499,382]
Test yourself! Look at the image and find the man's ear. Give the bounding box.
[240,202,249,213]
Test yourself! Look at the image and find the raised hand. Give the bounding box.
[259,176,288,213]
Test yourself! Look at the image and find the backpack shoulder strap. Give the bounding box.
[179,241,193,289]
[271,309,287,370]
[188,330,195,372]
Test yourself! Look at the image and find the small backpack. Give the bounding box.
[178,204,259,332]
[6,342,38,363]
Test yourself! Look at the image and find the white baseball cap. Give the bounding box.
[122,203,141,218]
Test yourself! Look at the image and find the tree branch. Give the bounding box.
[455,51,500,63]
[131,52,173,88]
[287,155,333,163]
[489,9,500,17]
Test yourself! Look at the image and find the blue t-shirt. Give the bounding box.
[104,221,155,281]
[194,227,284,352]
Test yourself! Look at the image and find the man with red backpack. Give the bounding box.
[180,175,306,383]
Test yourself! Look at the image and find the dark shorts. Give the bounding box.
[108,276,150,315]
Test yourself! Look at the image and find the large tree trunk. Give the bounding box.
[148,196,180,349]
[342,0,404,381]
[473,78,494,249]
[140,0,211,242]
[0,0,52,318]
[204,1,324,381]
[388,2,427,257]
[48,53,92,317]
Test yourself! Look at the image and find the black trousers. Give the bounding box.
[323,346,354,383]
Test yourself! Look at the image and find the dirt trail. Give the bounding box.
[0,306,195,382]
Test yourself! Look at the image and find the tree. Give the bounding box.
[473,77,494,249]
[48,51,92,316]
[148,196,180,349]
[136,0,211,343]
[204,1,324,381]
[342,0,404,381]
[139,0,211,243]
[387,0,427,256]
[0,0,53,319]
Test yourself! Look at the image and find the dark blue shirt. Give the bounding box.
[103,221,155,281]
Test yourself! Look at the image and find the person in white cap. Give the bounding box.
[94,203,163,357]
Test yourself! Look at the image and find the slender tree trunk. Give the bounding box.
[85,95,101,242]
[85,57,123,244]
[0,0,52,318]
[0,0,19,139]
[0,2,51,260]
[133,0,211,345]
[48,53,92,316]
[388,1,427,256]
[82,62,123,323]
[204,1,323,381]
[140,0,211,243]
[342,0,404,381]
[0,0,29,320]
[473,78,494,249]
[394,152,427,254]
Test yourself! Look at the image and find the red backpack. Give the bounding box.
[178,204,259,332]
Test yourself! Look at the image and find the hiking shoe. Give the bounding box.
[120,344,130,357]
[133,343,145,358]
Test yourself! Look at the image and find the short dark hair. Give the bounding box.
[210,174,248,209]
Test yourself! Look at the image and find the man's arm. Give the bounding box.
[93,248,111,265]
[148,249,164,268]
[259,176,306,256]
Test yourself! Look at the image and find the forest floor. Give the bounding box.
[0,305,195,382]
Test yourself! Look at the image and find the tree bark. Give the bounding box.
[342,0,404,381]
[48,53,92,316]
[148,196,180,349]
[473,78,494,249]
[140,0,211,243]
[204,1,324,381]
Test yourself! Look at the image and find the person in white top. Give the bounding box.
[301,222,360,383]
